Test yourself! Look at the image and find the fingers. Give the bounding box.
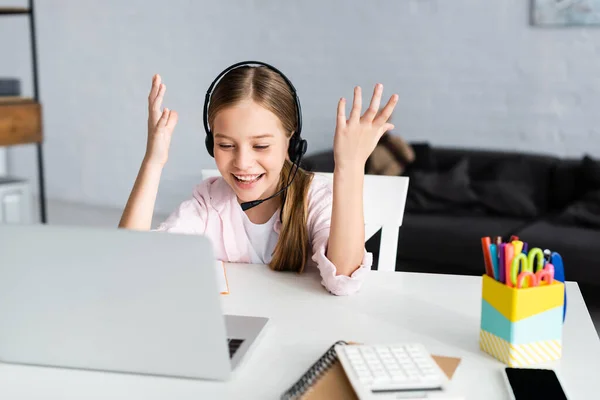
[337,98,346,127]
[148,74,161,102]
[363,84,383,121]
[382,123,395,134]
[374,94,399,126]
[148,74,166,121]
[348,86,362,122]
[152,83,166,113]
[157,108,170,128]
[166,110,179,129]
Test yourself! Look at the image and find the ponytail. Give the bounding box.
[269,160,314,273]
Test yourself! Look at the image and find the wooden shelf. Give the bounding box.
[0,96,34,104]
[0,8,30,15]
[0,99,43,146]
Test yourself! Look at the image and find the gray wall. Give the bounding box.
[2,0,600,214]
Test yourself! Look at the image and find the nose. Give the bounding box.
[233,146,255,171]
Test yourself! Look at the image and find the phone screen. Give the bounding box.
[505,367,567,399]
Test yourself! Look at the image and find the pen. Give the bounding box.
[498,243,506,284]
[490,244,499,281]
[512,240,523,256]
[481,237,494,278]
[504,243,515,288]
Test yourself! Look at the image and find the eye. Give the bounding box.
[254,145,270,150]
[218,144,234,149]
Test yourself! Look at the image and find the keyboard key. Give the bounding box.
[361,347,376,356]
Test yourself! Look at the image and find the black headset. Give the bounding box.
[202,61,308,212]
[203,60,307,162]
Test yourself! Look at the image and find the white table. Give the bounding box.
[0,263,598,399]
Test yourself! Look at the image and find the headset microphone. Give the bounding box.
[240,149,304,211]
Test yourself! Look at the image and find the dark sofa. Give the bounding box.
[301,144,600,287]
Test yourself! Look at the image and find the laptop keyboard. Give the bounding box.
[228,338,245,358]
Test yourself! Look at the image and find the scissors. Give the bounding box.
[510,248,555,288]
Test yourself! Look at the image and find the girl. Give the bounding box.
[119,63,398,296]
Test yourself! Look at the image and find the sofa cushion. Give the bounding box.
[514,220,600,285]
[301,150,335,172]
[470,157,541,217]
[431,148,558,214]
[406,158,482,215]
[549,159,582,211]
[552,156,600,228]
[407,156,542,218]
[581,156,600,191]
[553,189,600,229]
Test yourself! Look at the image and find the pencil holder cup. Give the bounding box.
[479,274,565,367]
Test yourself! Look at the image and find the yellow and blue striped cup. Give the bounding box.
[479,274,564,367]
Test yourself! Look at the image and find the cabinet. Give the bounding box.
[0,1,47,223]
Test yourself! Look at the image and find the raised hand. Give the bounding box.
[145,74,178,166]
[333,84,398,171]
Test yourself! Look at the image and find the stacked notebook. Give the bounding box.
[280,341,461,400]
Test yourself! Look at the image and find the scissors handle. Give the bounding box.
[528,248,545,273]
[517,271,538,289]
[511,253,528,287]
[536,269,554,286]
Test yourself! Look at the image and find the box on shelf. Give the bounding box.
[0,177,33,224]
[0,78,21,96]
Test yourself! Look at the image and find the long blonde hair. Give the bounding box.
[207,66,314,273]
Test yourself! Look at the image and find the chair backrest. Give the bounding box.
[201,169,409,272]
[314,172,409,228]
[202,169,409,227]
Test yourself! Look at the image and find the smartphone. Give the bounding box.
[503,367,568,399]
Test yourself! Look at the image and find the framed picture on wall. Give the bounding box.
[532,0,600,26]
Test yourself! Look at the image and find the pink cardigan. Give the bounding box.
[155,175,372,295]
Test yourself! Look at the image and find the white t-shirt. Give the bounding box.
[241,211,279,264]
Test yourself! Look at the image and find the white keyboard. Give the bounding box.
[336,343,448,398]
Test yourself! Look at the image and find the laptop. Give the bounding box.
[0,224,268,380]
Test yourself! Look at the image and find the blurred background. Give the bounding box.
[1,0,599,332]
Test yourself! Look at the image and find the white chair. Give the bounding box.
[201,169,409,272]
[314,172,409,272]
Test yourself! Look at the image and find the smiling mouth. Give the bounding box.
[232,173,265,183]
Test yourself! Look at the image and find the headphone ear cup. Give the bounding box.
[297,139,307,160]
[288,135,298,161]
[288,136,307,163]
[205,134,214,157]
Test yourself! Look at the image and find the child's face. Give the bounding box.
[212,100,290,203]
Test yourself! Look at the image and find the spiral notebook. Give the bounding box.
[280,341,461,400]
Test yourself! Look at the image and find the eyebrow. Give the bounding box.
[214,133,275,140]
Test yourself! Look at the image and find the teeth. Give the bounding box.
[234,174,262,182]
